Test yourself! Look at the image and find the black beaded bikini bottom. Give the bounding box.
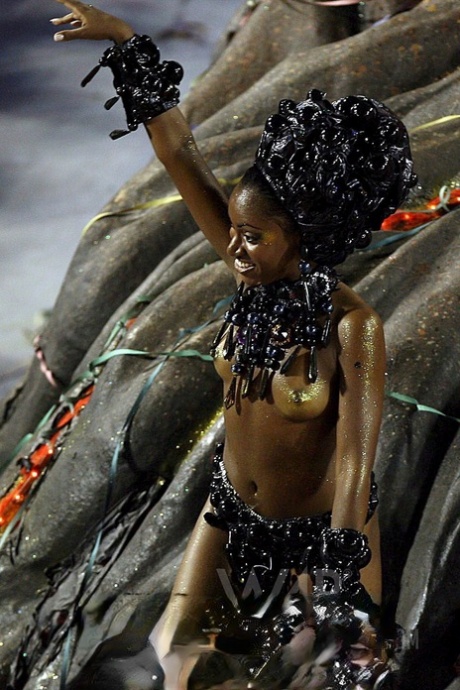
[204,442,379,602]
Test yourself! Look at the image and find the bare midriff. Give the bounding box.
[213,337,339,519]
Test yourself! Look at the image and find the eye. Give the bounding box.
[243,233,260,244]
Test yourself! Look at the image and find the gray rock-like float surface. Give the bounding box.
[1,1,460,688]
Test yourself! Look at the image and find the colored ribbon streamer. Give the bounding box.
[81,194,182,235]
[0,347,214,538]
[363,221,431,251]
[362,185,460,250]
[6,403,58,465]
[34,336,63,389]
[1,283,224,539]
[388,391,460,424]
[58,345,216,684]
[79,115,460,238]
[81,176,242,236]
[410,114,460,134]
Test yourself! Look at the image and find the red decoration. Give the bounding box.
[381,187,460,232]
[0,385,95,532]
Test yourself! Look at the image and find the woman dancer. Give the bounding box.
[51,1,416,687]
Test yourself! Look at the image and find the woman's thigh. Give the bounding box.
[151,497,230,653]
[361,510,382,606]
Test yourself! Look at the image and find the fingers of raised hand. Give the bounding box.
[52,16,86,41]
[51,2,134,44]
[54,27,88,41]
[50,12,78,26]
[51,3,95,41]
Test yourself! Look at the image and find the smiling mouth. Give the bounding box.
[234,258,255,273]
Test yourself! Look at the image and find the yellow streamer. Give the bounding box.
[81,176,242,236]
[80,113,460,237]
[410,114,460,134]
[81,194,182,235]
[79,113,460,237]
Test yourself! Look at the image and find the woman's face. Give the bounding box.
[227,184,301,286]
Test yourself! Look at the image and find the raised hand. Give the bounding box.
[50,0,135,44]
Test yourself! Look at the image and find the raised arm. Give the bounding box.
[51,0,233,265]
[144,109,232,264]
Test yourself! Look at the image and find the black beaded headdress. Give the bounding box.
[255,89,417,265]
[213,91,416,400]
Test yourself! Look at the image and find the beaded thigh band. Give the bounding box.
[204,443,378,598]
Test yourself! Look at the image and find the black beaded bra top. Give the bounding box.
[210,265,338,408]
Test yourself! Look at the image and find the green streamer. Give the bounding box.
[387,391,460,424]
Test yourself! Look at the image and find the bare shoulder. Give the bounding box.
[334,282,384,353]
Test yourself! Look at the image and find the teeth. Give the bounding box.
[235,259,254,270]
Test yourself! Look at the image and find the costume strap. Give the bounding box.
[81,34,184,139]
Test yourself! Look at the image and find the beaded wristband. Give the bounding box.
[312,527,371,600]
[320,527,371,570]
[81,34,184,139]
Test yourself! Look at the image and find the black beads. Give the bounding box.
[321,317,332,347]
[104,95,119,110]
[280,345,301,375]
[223,324,235,359]
[213,269,337,404]
[224,377,237,409]
[308,345,318,383]
[80,63,101,87]
[209,320,229,357]
[254,90,417,267]
[83,34,184,139]
[258,369,271,400]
